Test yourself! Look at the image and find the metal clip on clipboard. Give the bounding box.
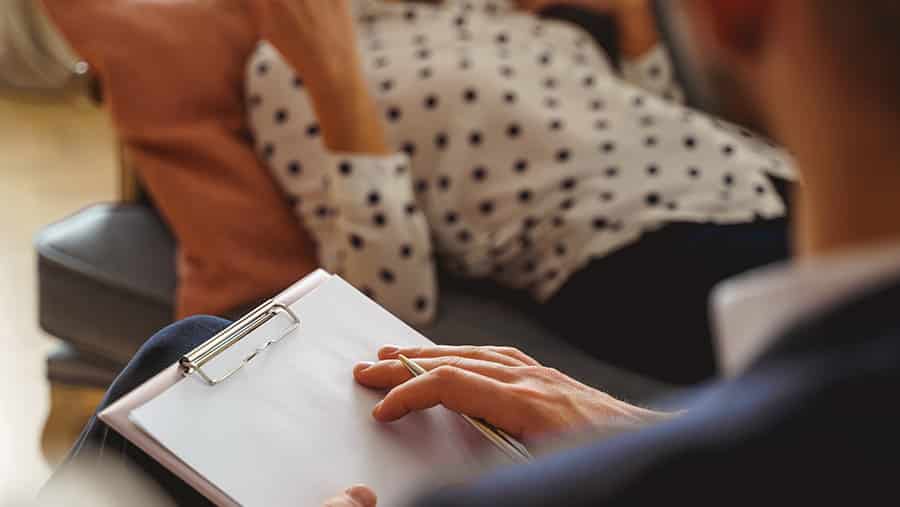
[179,299,301,386]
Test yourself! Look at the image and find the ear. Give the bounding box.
[694,0,773,56]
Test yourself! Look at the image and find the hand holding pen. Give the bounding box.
[353,345,671,444]
[397,354,532,463]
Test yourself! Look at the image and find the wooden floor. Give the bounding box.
[0,85,117,501]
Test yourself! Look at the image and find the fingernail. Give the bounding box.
[354,361,375,374]
[372,401,383,417]
[380,345,399,356]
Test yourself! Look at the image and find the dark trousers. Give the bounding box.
[530,217,789,385]
[43,316,231,506]
[525,175,793,385]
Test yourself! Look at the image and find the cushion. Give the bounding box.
[39,0,319,318]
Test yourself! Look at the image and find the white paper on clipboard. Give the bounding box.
[110,273,500,506]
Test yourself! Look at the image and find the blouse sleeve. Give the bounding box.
[246,45,437,326]
[620,45,686,104]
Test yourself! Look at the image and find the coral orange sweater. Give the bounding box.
[40,0,319,318]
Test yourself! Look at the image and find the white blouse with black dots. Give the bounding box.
[246,0,793,326]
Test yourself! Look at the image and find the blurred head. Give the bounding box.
[656,0,900,141]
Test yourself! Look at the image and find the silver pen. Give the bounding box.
[397,354,533,464]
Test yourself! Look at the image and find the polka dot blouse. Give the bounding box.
[247,0,793,326]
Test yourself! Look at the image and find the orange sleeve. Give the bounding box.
[39,0,321,318]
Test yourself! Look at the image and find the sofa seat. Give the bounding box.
[36,204,672,402]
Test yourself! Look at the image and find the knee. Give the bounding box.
[132,316,232,372]
[99,316,232,410]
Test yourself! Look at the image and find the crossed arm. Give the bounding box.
[248,0,670,326]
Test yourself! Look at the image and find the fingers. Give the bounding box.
[372,366,524,435]
[378,344,540,367]
[354,356,519,389]
[323,485,377,507]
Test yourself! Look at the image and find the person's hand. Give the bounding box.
[354,345,671,441]
[322,485,377,507]
[251,0,362,91]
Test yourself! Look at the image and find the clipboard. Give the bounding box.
[99,270,334,507]
[98,270,513,506]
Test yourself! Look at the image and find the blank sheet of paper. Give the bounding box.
[130,276,499,506]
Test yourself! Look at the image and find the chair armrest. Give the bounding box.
[36,203,177,364]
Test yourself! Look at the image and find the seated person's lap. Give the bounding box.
[45,317,231,507]
[532,216,789,384]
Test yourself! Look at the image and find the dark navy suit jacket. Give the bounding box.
[414,278,900,506]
